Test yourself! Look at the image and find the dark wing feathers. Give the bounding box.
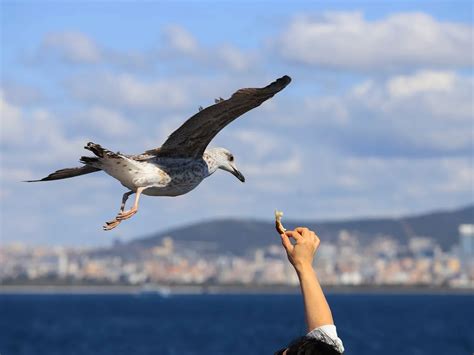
[147,75,291,158]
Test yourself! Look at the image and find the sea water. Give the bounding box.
[1,293,473,355]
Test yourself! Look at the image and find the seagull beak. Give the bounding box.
[231,168,245,183]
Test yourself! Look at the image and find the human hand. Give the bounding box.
[280,227,320,273]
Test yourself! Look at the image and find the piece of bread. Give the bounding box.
[275,210,286,234]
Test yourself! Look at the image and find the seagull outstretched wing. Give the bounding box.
[147,75,291,159]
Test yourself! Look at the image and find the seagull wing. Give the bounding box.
[147,75,291,159]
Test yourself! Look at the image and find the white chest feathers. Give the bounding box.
[102,157,212,197]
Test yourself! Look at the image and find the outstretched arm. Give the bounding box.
[280,227,333,331]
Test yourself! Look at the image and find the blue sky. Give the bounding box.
[1,1,473,246]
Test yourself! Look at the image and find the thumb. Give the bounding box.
[280,234,293,253]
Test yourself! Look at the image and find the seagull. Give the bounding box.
[28,75,291,230]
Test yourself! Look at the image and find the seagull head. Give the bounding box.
[208,147,245,183]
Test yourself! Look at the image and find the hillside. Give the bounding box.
[98,205,473,257]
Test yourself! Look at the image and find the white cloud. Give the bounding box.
[0,90,25,144]
[161,25,254,72]
[66,72,280,116]
[242,153,302,178]
[36,32,153,71]
[298,70,473,157]
[68,72,189,110]
[144,114,188,148]
[0,94,87,166]
[80,106,135,138]
[207,128,304,195]
[216,44,254,72]
[231,129,279,159]
[276,12,473,71]
[41,32,102,64]
[387,70,456,98]
[162,25,200,55]
[191,145,473,221]
[245,141,471,220]
[26,109,87,165]
[1,81,45,106]
[0,167,35,183]
[36,27,256,74]
[107,50,151,71]
[304,96,349,126]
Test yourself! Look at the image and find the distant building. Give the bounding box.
[57,251,68,277]
[458,224,474,274]
[152,237,174,256]
[409,237,435,255]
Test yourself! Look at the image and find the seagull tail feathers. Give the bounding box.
[25,166,101,182]
[25,142,109,182]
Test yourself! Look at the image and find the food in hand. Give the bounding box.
[275,209,286,234]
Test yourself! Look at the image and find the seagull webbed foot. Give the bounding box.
[103,218,121,231]
[116,208,138,221]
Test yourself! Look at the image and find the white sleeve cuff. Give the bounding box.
[307,324,345,353]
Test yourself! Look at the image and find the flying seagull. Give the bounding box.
[28,75,291,230]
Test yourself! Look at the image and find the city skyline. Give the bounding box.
[2,223,473,289]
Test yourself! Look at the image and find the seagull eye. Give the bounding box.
[229,155,234,162]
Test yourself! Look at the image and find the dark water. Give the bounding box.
[1,293,473,355]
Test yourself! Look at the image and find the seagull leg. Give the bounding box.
[116,187,145,221]
[103,190,134,231]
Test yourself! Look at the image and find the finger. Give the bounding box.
[280,234,293,253]
[285,230,303,242]
[311,231,320,247]
[312,232,320,243]
[295,227,311,238]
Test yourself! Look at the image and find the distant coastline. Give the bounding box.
[1,284,473,295]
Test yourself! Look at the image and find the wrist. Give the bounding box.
[293,261,314,275]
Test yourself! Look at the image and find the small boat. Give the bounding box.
[138,284,172,297]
